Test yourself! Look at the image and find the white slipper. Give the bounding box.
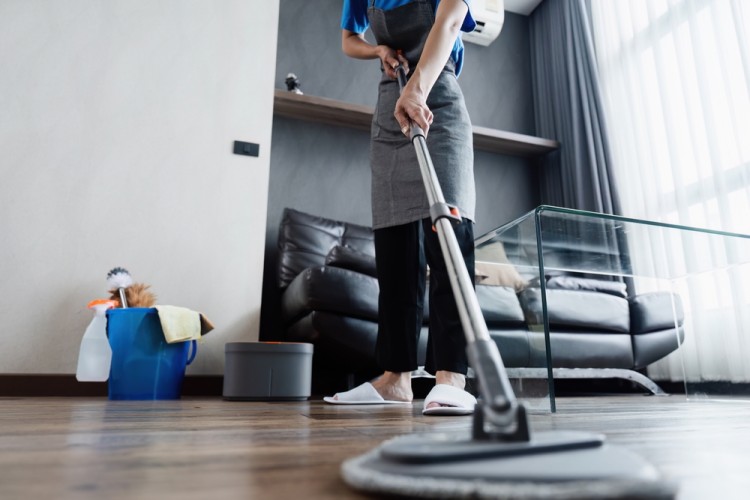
[422,384,477,415]
[323,382,411,405]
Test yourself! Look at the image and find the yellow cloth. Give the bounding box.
[154,305,202,344]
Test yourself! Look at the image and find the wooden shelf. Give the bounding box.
[273,89,559,157]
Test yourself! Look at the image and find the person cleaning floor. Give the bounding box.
[324,0,479,415]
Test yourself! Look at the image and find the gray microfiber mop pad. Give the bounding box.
[342,447,677,499]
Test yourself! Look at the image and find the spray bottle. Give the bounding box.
[76,299,118,382]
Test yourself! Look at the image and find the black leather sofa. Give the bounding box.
[276,208,685,393]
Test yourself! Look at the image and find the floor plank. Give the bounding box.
[1,395,749,499]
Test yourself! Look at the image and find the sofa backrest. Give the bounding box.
[277,208,375,289]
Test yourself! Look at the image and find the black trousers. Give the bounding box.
[374,217,475,375]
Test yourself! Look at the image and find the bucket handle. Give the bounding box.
[186,340,198,365]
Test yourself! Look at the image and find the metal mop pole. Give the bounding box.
[339,69,666,498]
[396,66,528,441]
[336,71,665,498]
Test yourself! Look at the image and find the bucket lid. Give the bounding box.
[225,342,313,354]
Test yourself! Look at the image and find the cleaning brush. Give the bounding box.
[107,267,133,308]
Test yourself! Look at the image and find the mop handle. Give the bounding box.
[395,65,518,414]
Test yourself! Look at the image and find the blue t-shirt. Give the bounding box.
[341,0,476,76]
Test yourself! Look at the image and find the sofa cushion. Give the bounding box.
[341,224,376,257]
[325,245,377,278]
[477,285,526,326]
[475,261,528,291]
[420,284,526,327]
[519,287,630,333]
[527,331,635,368]
[488,329,531,367]
[281,265,379,325]
[278,208,374,289]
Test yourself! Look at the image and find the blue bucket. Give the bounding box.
[106,308,197,400]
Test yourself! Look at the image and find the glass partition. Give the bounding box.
[475,205,750,409]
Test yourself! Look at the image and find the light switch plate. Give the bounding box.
[233,141,260,157]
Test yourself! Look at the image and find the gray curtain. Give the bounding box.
[530,0,633,289]
[530,0,621,215]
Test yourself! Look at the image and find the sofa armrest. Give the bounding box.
[629,292,684,334]
[281,266,379,325]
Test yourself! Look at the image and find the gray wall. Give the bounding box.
[261,0,541,339]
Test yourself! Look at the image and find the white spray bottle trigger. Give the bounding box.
[75,300,117,382]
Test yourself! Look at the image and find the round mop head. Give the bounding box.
[341,431,676,499]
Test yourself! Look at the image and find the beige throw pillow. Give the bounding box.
[474,260,527,292]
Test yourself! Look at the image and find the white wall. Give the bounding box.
[0,0,279,375]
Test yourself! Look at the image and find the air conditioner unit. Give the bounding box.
[463,0,505,47]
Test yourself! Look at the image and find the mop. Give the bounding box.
[340,67,676,499]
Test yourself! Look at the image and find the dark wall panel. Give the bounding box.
[261,0,542,339]
[266,117,372,232]
[275,0,379,106]
[460,11,536,133]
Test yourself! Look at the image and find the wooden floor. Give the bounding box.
[1,395,749,499]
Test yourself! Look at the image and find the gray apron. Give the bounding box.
[368,0,475,230]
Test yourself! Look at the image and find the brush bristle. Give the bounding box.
[107,267,133,289]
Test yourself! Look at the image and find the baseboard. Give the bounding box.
[0,375,224,397]
[4,375,744,398]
